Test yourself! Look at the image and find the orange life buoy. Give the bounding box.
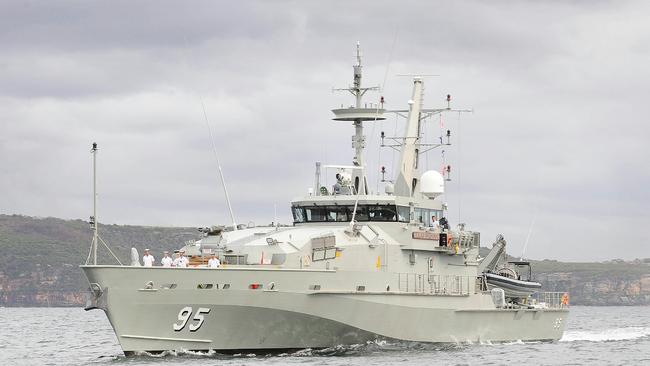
[561,293,570,306]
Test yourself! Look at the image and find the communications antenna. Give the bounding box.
[181,36,238,230]
[380,92,472,184]
[85,142,122,265]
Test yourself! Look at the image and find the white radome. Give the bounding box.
[384,183,395,195]
[420,170,445,198]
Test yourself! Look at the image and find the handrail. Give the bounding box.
[397,273,473,296]
[530,291,570,309]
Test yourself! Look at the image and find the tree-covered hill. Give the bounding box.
[0,214,198,304]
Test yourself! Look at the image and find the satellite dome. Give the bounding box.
[385,183,395,195]
[420,170,445,199]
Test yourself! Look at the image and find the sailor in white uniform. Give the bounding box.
[430,216,440,231]
[174,250,189,268]
[208,253,221,268]
[161,251,173,267]
[172,251,181,267]
[142,249,155,267]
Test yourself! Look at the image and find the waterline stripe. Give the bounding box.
[121,334,212,343]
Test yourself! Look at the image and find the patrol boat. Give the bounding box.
[82,45,569,355]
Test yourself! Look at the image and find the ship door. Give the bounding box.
[427,257,434,283]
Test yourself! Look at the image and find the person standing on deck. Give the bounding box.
[208,253,221,268]
[161,251,173,267]
[142,249,155,267]
[175,250,189,268]
[172,251,181,267]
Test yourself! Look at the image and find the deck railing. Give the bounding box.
[530,291,570,309]
[397,273,472,296]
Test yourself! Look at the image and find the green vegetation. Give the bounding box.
[0,214,197,302]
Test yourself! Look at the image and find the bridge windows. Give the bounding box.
[292,204,409,224]
[414,208,443,227]
[397,206,411,223]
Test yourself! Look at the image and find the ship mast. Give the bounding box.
[91,142,98,264]
[393,78,424,197]
[85,142,122,266]
[381,77,472,198]
[332,42,385,194]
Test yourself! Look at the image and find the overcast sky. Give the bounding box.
[1,1,648,261]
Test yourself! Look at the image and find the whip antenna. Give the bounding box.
[520,211,537,260]
[181,36,237,230]
[200,100,238,230]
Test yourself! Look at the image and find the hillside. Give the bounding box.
[531,259,650,305]
[0,214,197,306]
[0,214,648,306]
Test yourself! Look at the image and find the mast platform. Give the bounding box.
[331,107,386,121]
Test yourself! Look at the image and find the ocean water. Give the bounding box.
[1,306,648,366]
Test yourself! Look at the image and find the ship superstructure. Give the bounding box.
[82,45,568,355]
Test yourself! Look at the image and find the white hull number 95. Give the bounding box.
[173,306,211,332]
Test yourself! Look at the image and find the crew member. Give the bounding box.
[333,173,343,194]
[142,249,155,267]
[208,253,221,268]
[172,250,182,267]
[430,216,440,231]
[161,251,173,267]
[175,250,189,268]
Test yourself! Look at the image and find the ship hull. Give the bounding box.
[82,265,568,354]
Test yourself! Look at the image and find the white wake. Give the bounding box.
[560,327,650,342]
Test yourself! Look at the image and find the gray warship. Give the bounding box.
[82,45,569,355]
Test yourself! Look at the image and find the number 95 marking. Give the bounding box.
[173,306,211,332]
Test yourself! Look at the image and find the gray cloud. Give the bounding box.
[1,1,648,261]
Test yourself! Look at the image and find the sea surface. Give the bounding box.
[1,306,649,366]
